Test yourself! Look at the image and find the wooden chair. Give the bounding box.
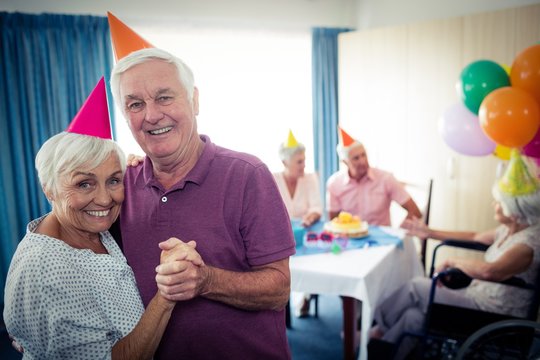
[391,178,433,269]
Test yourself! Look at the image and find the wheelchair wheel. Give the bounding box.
[456,319,540,360]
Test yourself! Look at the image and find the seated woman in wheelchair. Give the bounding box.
[370,150,540,356]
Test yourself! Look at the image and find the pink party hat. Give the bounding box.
[65,77,112,139]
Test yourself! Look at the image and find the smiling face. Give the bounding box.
[119,59,200,163]
[52,154,124,237]
[344,144,370,180]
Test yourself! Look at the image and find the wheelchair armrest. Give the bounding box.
[429,239,489,277]
[440,239,489,252]
[436,267,534,290]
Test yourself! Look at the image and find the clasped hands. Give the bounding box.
[156,238,208,301]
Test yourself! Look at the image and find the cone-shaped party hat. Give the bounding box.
[65,77,112,140]
[338,126,356,147]
[285,129,299,148]
[107,12,154,61]
[498,149,540,196]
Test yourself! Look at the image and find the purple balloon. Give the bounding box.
[523,128,540,158]
[439,103,496,156]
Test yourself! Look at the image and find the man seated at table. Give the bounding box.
[326,126,421,226]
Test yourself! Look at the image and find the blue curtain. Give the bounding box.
[0,12,113,302]
[311,27,353,212]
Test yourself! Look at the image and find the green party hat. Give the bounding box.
[498,149,540,196]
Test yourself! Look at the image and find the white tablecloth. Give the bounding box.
[289,227,424,360]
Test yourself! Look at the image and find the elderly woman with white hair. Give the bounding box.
[273,130,322,228]
[4,80,201,359]
[369,150,540,358]
[273,130,322,318]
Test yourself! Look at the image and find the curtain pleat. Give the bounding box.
[311,27,353,211]
[0,12,113,302]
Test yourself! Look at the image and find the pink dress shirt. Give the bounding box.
[273,172,323,220]
[326,167,410,226]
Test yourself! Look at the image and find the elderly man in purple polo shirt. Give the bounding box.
[327,127,421,226]
[110,48,295,360]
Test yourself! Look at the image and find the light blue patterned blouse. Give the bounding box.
[4,214,145,359]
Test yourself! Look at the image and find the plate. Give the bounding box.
[323,220,369,238]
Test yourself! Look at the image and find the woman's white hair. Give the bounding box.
[35,132,126,197]
[492,185,540,225]
[279,143,305,162]
[336,141,363,160]
[110,48,195,110]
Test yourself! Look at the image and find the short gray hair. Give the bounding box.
[279,143,305,162]
[110,48,195,110]
[35,132,126,197]
[336,141,363,160]
[493,185,540,225]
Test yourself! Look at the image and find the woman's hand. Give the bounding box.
[302,212,321,227]
[401,217,430,238]
[127,154,145,167]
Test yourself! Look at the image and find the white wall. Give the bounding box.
[3,0,539,30]
[355,0,540,29]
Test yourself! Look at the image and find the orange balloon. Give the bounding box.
[479,87,540,148]
[510,44,540,105]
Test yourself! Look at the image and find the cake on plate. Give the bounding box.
[324,211,368,238]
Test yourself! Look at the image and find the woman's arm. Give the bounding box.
[112,293,174,360]
[401,217,496,245]
[437,243,534,281]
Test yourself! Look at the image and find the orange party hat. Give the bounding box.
[338,126,356,147]
[107,12,154,61]
[65,77,112,140]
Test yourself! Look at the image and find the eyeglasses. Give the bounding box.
[304,231,348,249]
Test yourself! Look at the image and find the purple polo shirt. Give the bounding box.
[120,135,294,360]
[326,167,410,226]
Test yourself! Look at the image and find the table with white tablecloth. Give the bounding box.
[289,225,424,360]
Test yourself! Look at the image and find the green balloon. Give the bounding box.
[459,60,510,114]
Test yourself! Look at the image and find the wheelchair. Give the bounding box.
[386,239,540,360]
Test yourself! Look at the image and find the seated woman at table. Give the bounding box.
[4,82,202,359]
[273,130,322,228]
[369,150,540,358]
[273,130,322,317]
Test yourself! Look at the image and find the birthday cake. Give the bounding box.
[324,211,368,238]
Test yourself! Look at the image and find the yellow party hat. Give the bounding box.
[498,149,540,196]
[285,129,299,148]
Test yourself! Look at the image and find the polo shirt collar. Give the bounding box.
[139,134,214,191]
[345,167,375,184]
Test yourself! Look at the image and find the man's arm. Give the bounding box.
[328,210,339,220]
[401,197,422,220]
[156,255,290,311]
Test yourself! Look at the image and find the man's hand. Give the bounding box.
[155,238,209,301]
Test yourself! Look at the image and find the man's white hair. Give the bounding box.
[110,48,195,110]
[336,141,363,160]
